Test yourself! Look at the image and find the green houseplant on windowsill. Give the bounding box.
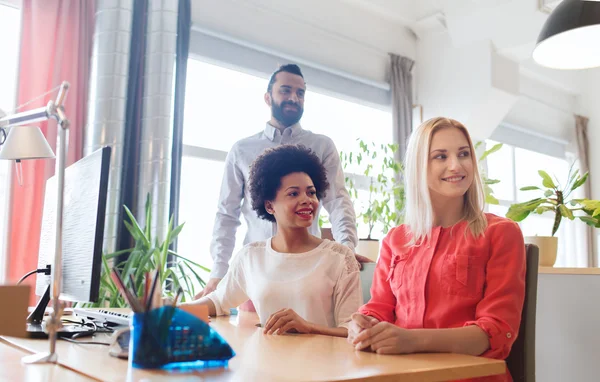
[506,165,600,266]
[340,140,404,262]
[81,195,209,308]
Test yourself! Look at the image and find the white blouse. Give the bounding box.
[206,238,363,328]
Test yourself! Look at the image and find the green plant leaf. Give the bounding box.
[485,194,499,205]
[177,263,193,297]
[568,168,579,190]
[520,186,540,191]
[485,179,501,185]
[544,189,554,197]
[506,208,532,222]
[123,205,150,247]
[558,204,574,220]
[507,199,544,221]
[479,142,503,162]
[539,170,556,189]
[184,262,207,292]
[579,216,599,226]
[144,194,152,243]
[535,206,555,214]
[169,250,212,273]
[571,172,589,192]
[103,248,132,260]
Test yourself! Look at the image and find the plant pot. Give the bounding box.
[524,236,558,267]
[357,239,380,262]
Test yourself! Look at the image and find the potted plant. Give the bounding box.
[506,165,600,266]
[81,195,209,307]
[340,140,404,261]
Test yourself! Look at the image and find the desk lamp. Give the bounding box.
[0,81,70,364]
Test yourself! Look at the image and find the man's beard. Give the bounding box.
[271,100,304,127]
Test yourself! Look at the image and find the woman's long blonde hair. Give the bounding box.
[403,117,487,245]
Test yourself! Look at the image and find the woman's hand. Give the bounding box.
[263,308,314,335]
[347,313,379,345]
[352,322,419,354]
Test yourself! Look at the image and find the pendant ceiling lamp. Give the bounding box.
[533,0,600,69]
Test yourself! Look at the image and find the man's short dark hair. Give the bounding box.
[267,64,304,93]
[249,145,329,223]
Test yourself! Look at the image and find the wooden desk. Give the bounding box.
[0,337,93,381]
[539,267,600,275]
[2,312,505,381]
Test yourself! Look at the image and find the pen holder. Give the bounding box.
[130,306,235,369]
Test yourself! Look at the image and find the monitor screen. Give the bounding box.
[35,146,110,302]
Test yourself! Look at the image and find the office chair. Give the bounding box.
[505,244,539,382]
[359,262,377,304]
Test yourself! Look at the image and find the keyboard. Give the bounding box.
[73,308,131,327]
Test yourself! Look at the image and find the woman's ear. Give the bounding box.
[264,201,274,215]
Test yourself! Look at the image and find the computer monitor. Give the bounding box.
[27,146,110,336]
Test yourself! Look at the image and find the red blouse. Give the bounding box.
[359,213,526,382]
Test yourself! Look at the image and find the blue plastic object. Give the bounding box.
[130,306,235,369]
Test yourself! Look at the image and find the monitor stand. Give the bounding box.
[26,285,91,339]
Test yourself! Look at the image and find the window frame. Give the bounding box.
[184,29,394,195]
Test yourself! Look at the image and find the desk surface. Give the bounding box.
[539,267,600,275]
[2,312,505,382]
[0,337,93,381]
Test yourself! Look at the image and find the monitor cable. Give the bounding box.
[17,264,51,285]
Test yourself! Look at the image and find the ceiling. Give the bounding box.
[340,0,582,94]
[340,0,551,56]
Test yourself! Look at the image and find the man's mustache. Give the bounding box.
[281,101,302,110]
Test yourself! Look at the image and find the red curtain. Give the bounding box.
[6,0,94,303]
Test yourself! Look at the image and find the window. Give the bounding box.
[486,140,587,267]
[178,59,392,280]
[0,3,21,283]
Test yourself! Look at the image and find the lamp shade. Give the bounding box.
[0,125,55,160]
[533,0,600,69]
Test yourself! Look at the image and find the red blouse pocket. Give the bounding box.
[442,254,487,299]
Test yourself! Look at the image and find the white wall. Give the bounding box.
[416,29,583,158]
[577,68,600,200]
[577,68,600,266]
[416,31,519,140]
[190,0,416,86]
[536,273,600,382]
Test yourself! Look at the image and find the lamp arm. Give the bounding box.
[0,105,51,129]
[0,81,70,146]
[4,80,72,365]
[45,81,70,360]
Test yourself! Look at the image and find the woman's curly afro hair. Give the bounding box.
[249,144,329,223]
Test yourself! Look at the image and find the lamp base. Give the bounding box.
[22,351,57,364]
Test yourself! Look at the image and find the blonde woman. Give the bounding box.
[348,118,525,382]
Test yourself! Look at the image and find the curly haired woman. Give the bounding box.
[184,144,362,337]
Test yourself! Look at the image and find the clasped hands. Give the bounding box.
[347,313,419,354]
